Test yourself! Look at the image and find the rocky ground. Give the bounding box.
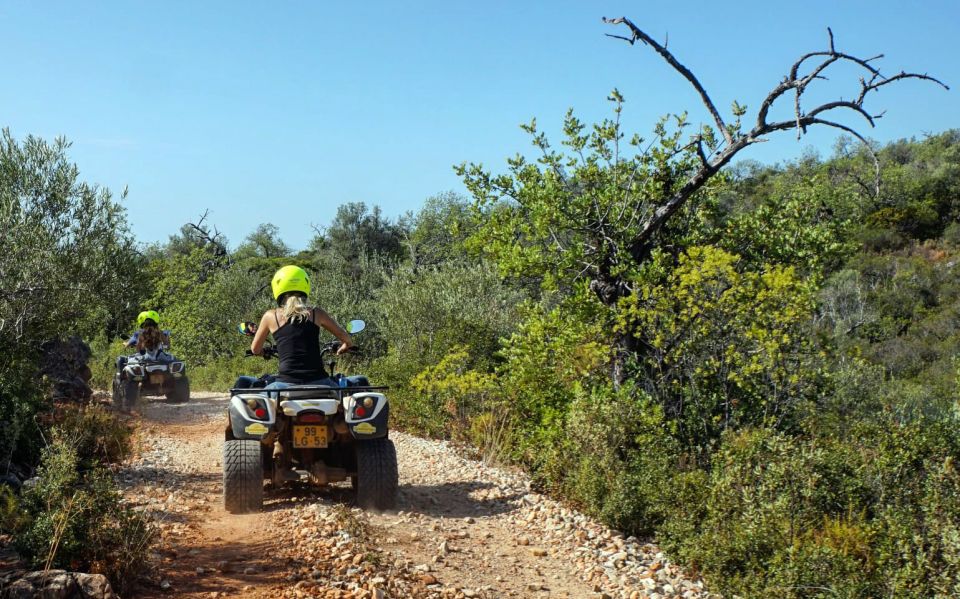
[117,394,716,598]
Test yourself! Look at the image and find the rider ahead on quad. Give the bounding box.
[222,265,398,513]
[113,310,189,412]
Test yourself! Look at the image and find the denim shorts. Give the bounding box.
[263,378,337,392]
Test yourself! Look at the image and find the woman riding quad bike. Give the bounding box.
[113,310,189,412]
[249,265,354,382]
[223,265,397,513]
[124,310,172,350]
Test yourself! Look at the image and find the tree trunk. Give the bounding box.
[590,273,640,389]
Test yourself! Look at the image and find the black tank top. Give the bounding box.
[273,311,328,383]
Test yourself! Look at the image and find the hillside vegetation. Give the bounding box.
[3,123,960,596]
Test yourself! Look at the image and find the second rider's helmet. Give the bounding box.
[271,265,311,304]
[137,310,161,328]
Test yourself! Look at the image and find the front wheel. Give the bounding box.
[166,377,190,403]
[223,440,263,514]
[355,438,398,510]
[122,380,139,412]
[111,377,123,410]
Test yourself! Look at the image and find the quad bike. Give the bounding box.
[222,319,398,514]
[112,346,190,411]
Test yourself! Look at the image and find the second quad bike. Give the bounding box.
[112,347,190,411]
[222,319,398,514]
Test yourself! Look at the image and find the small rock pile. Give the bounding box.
[508,493,712,599]
[272,503,422,599]
[0,569,117,599]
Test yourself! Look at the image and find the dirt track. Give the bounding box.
[119,394,712,599]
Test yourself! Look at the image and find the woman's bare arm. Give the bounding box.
[313,309,353,352]
[250,311,274,355]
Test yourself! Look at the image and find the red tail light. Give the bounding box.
[298,413,324,423]
[355,406,367,418]
[254,408,267,419]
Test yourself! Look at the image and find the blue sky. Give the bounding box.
[2,1,957,249]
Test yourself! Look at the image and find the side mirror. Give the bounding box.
[346,319,366,334]
[119,333,130,341]
[238,321,258,337]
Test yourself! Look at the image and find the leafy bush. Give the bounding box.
[0,343,46,470]
[188,352,265,391]
[87,333,129,392]
[52,404,133,467]
[656,420,960,598]
[493,296,608,471]
[409,345,498,439]
[619,246,822,454]
[0,130,143,472]
[369,261,524,432]
[560,385,681,536]
[13,439,155,595]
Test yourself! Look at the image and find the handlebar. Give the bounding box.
[245,343,358,360]
[245,346,278,359]
[321,340,361,357]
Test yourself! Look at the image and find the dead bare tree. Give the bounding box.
[185,210,232,282]
[602,16,948,269]
[188,210,229,260]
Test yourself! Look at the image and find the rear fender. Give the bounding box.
[343,392,388,439]
[229,393,278,440]
[279,398,340,417]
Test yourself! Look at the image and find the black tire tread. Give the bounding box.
[111,378,122,410]
[123,380,139,411]
[166,377,190,403]
[355,438,398,510]
[223,440,263,514]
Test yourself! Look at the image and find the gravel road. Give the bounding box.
[118,394,715,599]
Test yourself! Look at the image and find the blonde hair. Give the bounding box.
[282,293,312,323]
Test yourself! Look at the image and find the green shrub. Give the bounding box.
[87,333,128,392]
[52,404,133,467]
[409,345,498,440]
[561,385,681,536]
[0,486,24,534]
[187,352,258,392]
[13,439,155,595]
[0,344,46,472]
[655,420,960,598]
[369,261,524,434]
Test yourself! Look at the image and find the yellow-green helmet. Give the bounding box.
[271,265,311,301]
[137,310,160,327]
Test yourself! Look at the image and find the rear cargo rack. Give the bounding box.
[229,385,389,397]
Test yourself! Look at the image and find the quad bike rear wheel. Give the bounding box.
[223,440,263,514]
[355,438,398,510]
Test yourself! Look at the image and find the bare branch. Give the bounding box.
[857,70,949,103]
[694,136,710,167]
[587,20,949,305]
[603,16,732,145]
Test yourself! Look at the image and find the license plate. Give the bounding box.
[292,425,328,448]
[149,374,165,385]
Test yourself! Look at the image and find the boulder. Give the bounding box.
[0,570,118,599]
[39,337,93,403]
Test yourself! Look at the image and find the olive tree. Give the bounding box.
[459,18,947,384]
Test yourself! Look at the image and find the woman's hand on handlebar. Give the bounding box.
[245,346,277,359]
[336,342,354,356]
